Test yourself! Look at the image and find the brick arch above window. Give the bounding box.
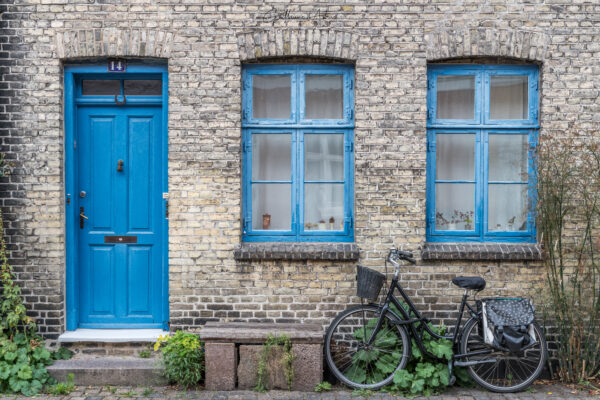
[236,29,359,62]
[55,28,177,59]
[425,28,549,63]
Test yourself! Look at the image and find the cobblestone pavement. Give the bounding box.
[0,383,598,400]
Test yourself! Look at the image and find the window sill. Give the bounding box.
[421,242,543,261]
[233,243,360,261]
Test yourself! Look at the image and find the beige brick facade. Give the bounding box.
[2,0,599,338]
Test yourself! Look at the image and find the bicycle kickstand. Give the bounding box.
[448,359,457,386]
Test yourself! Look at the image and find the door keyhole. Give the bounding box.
[117,159,124,172]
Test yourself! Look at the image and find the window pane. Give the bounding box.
[305,75,343,119]
[252,184,291,230]
[82,80,120,96]
[435,183,475,231]
[436,75,475,120]
[304,183,344,231]
[489,134,528,181]
[252,134,291,181]
[490,76,528,120]
[305,134,344,181]
[252,75,291,119]
[124,80,162,95]
[488,184,528,231]
[436,134,475,181]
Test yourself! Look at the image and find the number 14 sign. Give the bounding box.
[108,59,126,72]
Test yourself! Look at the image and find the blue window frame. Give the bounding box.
[242,64,354,242]
[426,65,539,243]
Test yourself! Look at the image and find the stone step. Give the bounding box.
[47,357,167,386]
[57,329,167,357]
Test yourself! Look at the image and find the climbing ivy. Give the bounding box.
[0,209,71,396]
[254,334,295,392]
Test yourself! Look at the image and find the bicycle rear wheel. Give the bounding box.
[325,304,410,390]
[459,318,547,393]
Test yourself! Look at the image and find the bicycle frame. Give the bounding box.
[367,272,489,365]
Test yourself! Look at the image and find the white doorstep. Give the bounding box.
[58,329,169,343]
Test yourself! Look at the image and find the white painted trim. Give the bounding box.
[58,329,169,343]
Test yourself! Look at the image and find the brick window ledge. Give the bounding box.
[421,242,543,261]
[233,243,360,261]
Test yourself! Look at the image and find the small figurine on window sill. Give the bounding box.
[329,217,335,230]
[262,214,271,230]
[319,220,326,230]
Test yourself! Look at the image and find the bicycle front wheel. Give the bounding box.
[460,318,547,393]
[325,304,410,390]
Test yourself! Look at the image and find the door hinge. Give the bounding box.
[427,141,436,152]
[165,200,169,219]
[345,141,354,152]
[243,141,251,153]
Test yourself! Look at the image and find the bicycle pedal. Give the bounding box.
[449,375,456,386]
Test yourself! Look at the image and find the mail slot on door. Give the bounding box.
[104,236,137,244]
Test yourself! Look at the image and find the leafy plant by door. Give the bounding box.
[0,209,72,396]
[154,331,204,388]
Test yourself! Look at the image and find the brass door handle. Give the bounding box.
[80,207,88,228]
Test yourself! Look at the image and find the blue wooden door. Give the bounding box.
[77,104,165,328]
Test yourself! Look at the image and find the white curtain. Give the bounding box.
[490,76,528,120]
[304,134,344,231]
[305,75,343,119]
[488,134,529,231]
[437,76,475,120]
[252,134,291,230]
[253,75,290,119]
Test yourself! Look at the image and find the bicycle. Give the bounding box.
[324,249,548,393]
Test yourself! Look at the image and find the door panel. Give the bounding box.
[77,105,164,328]
[90,117,115,229]
[128,117,153,231]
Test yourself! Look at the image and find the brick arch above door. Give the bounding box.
[236,28,359,62]
[425,28,549,62]
[55,28,177,59]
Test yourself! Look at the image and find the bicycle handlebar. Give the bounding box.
[387,249,417,265]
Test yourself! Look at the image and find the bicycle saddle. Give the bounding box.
[452,276,486,291]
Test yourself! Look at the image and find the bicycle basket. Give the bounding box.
[356,266,385,301]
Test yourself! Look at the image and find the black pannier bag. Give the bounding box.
[481,298,536,353]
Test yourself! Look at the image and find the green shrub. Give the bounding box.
[46,373,75,395]
[387,323,471,396]
[345,304,470,396]
[154,331,204,388]
[0,333,55,396]
[314,381,332,392]
[0,208,70,396]
[536,140,600,382]
[139,349,151,358]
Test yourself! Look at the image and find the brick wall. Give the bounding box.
[3,0,599,338]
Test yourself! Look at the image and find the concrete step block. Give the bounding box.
[47,357,167,386]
